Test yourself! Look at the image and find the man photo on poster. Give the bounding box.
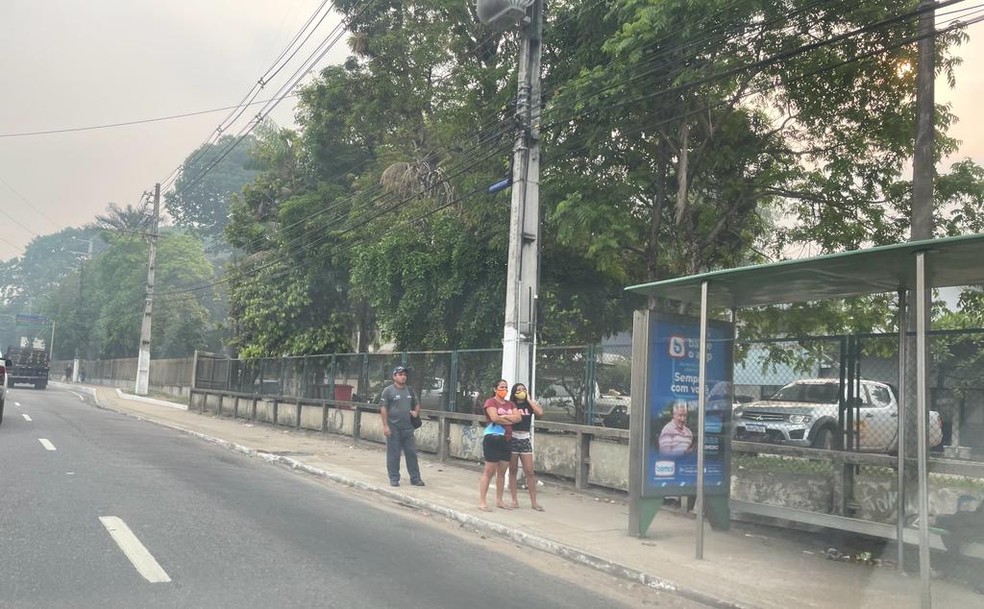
[658,400,694,457]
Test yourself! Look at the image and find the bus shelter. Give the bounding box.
[625,233,984,609]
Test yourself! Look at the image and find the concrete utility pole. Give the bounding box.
[904,1,935,605]
[911,0,935,243]
[72,236,94,381]
[500,0,544,387]
[135,184,160,396]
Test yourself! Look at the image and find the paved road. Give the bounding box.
[0,386,695,609]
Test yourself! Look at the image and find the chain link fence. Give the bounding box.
[193,343,633,424]
[731,330,984,527]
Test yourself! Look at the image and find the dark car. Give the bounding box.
[602,404,630,429]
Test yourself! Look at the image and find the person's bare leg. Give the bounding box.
[522,453,543,510]
[479,463,495,511]
[495,462,513,508]
[508,454,520,507]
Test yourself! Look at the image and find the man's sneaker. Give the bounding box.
[411,480,426,487]
[390,480,400,487]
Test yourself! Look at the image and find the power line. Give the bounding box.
[158,0,352,193]
[0,96,296,139]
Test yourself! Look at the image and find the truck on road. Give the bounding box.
[5,346,50,390]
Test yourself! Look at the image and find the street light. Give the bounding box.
[476,0,531,29]
[476,0,544,389]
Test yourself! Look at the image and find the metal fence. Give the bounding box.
[51,357,192,388]
[730,330,984,533]
[193,344,634,425]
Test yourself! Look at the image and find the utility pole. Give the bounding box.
[135,184,160,396]
[500,0,543,388]
[72,236,94,382]
[911,0,935,243]
[904,1,935,605]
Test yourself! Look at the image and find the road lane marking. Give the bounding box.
[15,402,21,407]
[22,414,32,421]
[39,438,56,451]
[99,516,172,583]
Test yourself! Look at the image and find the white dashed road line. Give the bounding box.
[99,516,172,583]
[39,438,56,451]
[22,414,32,421]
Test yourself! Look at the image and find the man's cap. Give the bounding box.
[393,365,408,375]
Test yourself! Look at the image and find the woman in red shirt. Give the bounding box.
[479,379,523,511]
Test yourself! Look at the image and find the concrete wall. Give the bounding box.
[448,422,484,462]
[733,469,984,521]
[732,470,834,513]
[588,438,631,488]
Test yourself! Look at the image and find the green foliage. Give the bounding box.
[51,232,215,359]
[0,227,103,355]
[164,135,260,247]
[222,0,984,358]
[92,202,152,236]
[351,208,507,349]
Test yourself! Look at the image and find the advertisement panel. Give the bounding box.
[643,313,733,497]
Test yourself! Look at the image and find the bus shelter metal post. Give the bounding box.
[695,280,709,560]
[915,252,931,608]
[896,289,907,572]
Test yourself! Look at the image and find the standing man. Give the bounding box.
[379,365,425,487]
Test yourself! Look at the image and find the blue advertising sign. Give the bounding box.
[15,313,49,325]
[643,313,733,497]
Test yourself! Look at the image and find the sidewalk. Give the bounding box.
[60,382,981,609]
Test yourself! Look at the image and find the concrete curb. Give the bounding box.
[50,381,101,407]
[114,388,188,410]
[72,388,750,609]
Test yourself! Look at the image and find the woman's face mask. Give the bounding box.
[495,387,508,399]
[515,391,527,400]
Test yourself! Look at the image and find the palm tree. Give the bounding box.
[91,202,152,234]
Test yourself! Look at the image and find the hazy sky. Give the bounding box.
[0,2,982,261]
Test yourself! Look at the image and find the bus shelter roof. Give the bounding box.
[625,233,984,308]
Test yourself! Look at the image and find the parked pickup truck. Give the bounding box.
[733,378,943,453]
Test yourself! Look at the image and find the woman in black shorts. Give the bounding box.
[479,379,522,511]
[508,382,544,510]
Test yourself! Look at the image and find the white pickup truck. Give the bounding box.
[733,378,943,452]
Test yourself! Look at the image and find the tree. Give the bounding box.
[0,227,102,356]
[82,232,213,358]
[164,134,260,248]
[223,0,980,359]
[92,202,152,235]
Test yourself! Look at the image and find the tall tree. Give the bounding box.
[223,0,979,357]
[164,134,260,249]
[92,202,153,235]
[81,232,214,359]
